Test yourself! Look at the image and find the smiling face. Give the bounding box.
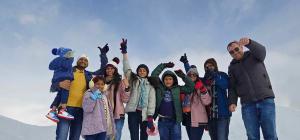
[228,42,244,60]
[105,66,116,77]
[94,79,106,92]
[164,75,174,88]
[138,67,148,78]
[76,57,88,69]
[188,73,198,82]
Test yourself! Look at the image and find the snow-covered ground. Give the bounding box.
[0,105,298,140]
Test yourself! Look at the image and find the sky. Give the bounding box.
[0,0,299,126]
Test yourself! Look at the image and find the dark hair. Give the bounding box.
[227,41,239,50]
[92,75,105,84]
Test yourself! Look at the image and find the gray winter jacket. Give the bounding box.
[228,40,275,105]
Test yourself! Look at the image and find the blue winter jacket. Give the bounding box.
[49,57,74,83]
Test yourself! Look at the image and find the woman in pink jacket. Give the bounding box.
[181,67,212,140]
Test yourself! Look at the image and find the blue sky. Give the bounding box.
[0,0,299,126]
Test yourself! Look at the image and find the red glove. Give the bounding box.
[195,81,207,94]
[147,116,155,132]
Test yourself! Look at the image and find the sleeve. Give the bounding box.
[214,72,229,90]
[184,62,191,73]
[119,81,130,103]
[228,67,238,105]
[93,53,108,75]
[82,92,97,113]
[199,90,212,106]
[245,39,266,62]
[147,86,156,116]
[179,76,195,94]
[123,53,133,82]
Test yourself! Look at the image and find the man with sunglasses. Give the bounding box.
[227,37,277,140]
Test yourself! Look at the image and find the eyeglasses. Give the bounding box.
[229,47,240,54]
[188,73,197,77]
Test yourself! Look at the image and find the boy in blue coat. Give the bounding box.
[46,47,75,122]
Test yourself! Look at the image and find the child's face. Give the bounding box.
[94,80,106,91]
[164,76,174,88]
[138,68,148,78]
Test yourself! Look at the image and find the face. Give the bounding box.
[188,73,198,82]
[228,43,244,60]
[106,66,115,77]
[94,80,105,91]
[77,57,88,69]
[138,68,148,78]
[164,76,174,88]
[205,63,215,72]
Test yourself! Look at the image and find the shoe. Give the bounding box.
[46,110,59,123]
[57,109,74,120]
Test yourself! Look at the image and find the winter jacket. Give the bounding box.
[182,81,211,127]
[228,40,275,105]
[49,57,74,83]
[151,63,195,123]
[123,57,156,121]
[81,90,115,136]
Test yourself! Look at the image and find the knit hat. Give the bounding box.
[77,54,89,62]
[136,64,149,75]
[106,57,120,68]
[187,67,199,76]
[52,47,72,57]
[204,58,218,71]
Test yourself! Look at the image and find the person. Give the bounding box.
[179,54,212,140]
[95,45,130,140]
[120,38,156,140]
[202,58,231,140]
[81,76,115,140]
[227,37,277,140]
[151,62,195,140]
[46,47,75,122]
[54,54,93,140]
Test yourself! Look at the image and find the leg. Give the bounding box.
[158,120,171,140]
[51,93,61,109]
[140,121,148,140]
[59,88,70,109]
[259,98,278,140]
[170,121,181,140]
[128,112,139,140]
[217,118,230,140]
[68,107,83,140]
[189,126,205,140]
[208,119,218,140]
[85,134,97,140]
[114,117,125,140]
[185,126,192,140]
[242,103,260,140]
[96,132,107,140]
[56,118,71,140]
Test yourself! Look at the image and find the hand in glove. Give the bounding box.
[164,62,175,68]
[174,69,185,78]
[180,53,188,63]
[195,81,207,94]
[147,116,155,132]
[90,92,99,101]
[120,38,127,54]
[98,43,109,54]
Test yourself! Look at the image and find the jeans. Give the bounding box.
[128,111,148,140]
[56,107,83,140]
[158,118,181,140]
[114,117,125,140]
[185,125,205,140]
[208,117,230,140]
[242,98,278,140]
[85,132,107,140]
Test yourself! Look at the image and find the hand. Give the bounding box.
[98,43,109,54]
[59,80,71,90]
[174,69,185,78]
[120,38,127,54]
[90,92,98,101]
[164,62,174,68]
[195,81,207,93]
[229,104,237,112]
[180,53,188,63]
[147,116,155,132]
[239,37,250,46]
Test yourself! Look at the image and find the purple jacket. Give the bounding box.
[81,90,115,136]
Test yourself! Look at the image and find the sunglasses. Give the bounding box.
[229,47,240,54]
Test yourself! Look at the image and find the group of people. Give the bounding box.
[46,37,278,140]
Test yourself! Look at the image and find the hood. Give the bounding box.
[162,70,178,87]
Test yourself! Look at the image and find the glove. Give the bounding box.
[195,81,207,94]
[164,62,175,68]
[174,69,185,78]
[179,53,188,63]
[90,92,98,101]
[98,43,109,54]
[120,38,127,54]
[147,116,155,132]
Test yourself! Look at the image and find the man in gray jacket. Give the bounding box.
[227,37,277,140]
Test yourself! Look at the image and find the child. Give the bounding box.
[46,47,75,122]
[151,62,195,140]
[82,76,115,140]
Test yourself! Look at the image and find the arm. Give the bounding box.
[151,63,166,77]
[82,92,97,113]
[199,90,211,106]
[120,80,130,103]
[214,72,229,90]
[123,53,133,82]
[93,53,108,75]
[179,75,195,93]
[184,62,191,73]
[49,57,61,70]
[243,38,266,62]
[147,86,156,117]
[228,68,238,106]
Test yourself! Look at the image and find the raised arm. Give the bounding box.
[179,53,191,73]
[93,44,109,75]
[174,69,195,93]
[120,38,133,82]
[240,38,266,62]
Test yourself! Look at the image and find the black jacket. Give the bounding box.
[228,40,275,105]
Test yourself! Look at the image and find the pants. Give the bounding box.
[128,111,148,140]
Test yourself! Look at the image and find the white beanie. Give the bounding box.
[77,54,89,62]
[106,57,120,68]
[187,67,199,76]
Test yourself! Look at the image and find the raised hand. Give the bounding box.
[174,69,185,78]
[180,53,188,63]
[239,37,250,46]
[164,62,175,68]
[120,38,127,54]
[98,43,109,54]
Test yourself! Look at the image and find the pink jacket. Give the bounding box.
[81,90,115,136]
[190,88,211,127]
[106,80,130,119]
